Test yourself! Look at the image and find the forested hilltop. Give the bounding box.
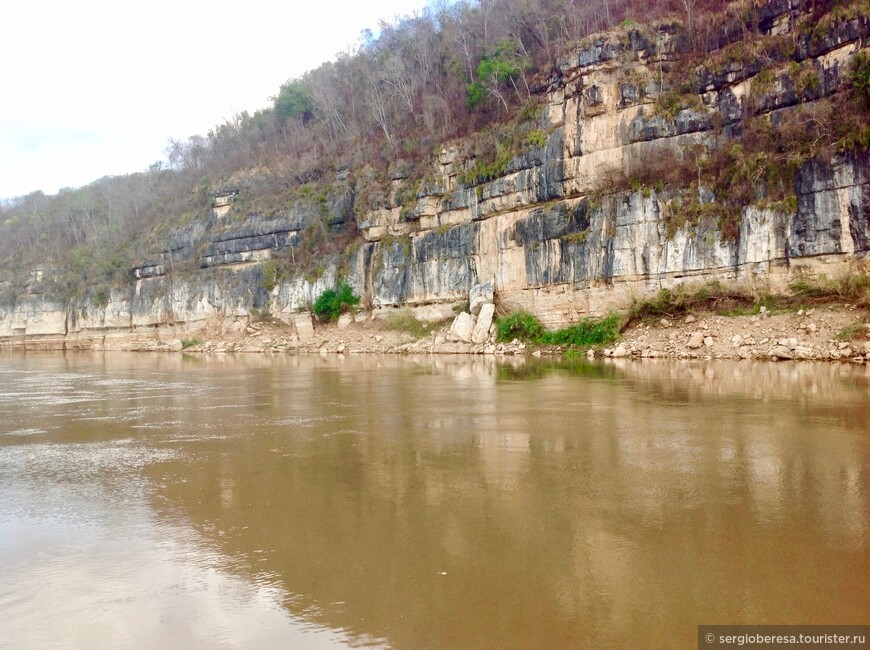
[0,0,868,350]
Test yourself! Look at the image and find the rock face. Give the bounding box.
[2,0,869,349]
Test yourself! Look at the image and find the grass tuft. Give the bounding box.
[384,309,432,340]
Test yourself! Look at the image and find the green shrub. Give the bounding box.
[497,311,621,348]
[181,338,202,350]
[93,289,109,308]
[851,50,870,107]
[259,259,279,291]
[539,314,621,347]
[497,311,544,342]
[312,282,360,321]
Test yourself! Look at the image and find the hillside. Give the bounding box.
[0,0,868,351]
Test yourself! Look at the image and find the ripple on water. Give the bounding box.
[4,428,47,437]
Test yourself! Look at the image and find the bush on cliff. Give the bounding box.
[312,282,359,322]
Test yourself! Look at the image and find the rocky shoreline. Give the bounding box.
[171,302,870,365]
[3,278,867,363]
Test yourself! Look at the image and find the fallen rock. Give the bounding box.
[703,336,714,348]
[770,346,794,360]
[793,346,814,359]
[685,315,697,324]
[611,345,629,358]
[449,312,475,343]
[687,332,704,349]
[469,279,494,316]
[471,303,495,344]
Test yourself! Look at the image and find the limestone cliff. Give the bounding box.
[2,0,868,349]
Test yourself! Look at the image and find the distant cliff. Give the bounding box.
[2,0,868,350]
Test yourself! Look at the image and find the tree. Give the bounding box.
[680,0,698,47]
[467,38,530,112]
[273,79,315,122]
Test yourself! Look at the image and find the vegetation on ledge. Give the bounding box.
[312,282,360,322]
[625,274,870,328]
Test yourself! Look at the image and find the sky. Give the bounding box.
[0,0,430,200]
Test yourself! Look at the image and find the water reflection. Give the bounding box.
[1,353,869,648]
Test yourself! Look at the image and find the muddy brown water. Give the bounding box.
[1,353,868,648]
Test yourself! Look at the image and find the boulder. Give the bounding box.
[770,346,794,360]
[687,332,704,349]
[294,313,315,340]
[611,345,629,358]
[472,303,495,344]
[793,346,814,359]
[449,312,475,343]
[469,279,494,316]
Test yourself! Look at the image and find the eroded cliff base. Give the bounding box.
[4,300,866,366]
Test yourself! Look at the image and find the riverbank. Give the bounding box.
[2,300,867,364]
[174,303,870,364]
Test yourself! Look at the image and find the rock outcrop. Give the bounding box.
[1,0,868,350]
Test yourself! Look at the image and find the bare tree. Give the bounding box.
[681,0,698,47]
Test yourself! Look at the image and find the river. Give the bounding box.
[1,353,868,648]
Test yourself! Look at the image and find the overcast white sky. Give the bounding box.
[0,0,429,200]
